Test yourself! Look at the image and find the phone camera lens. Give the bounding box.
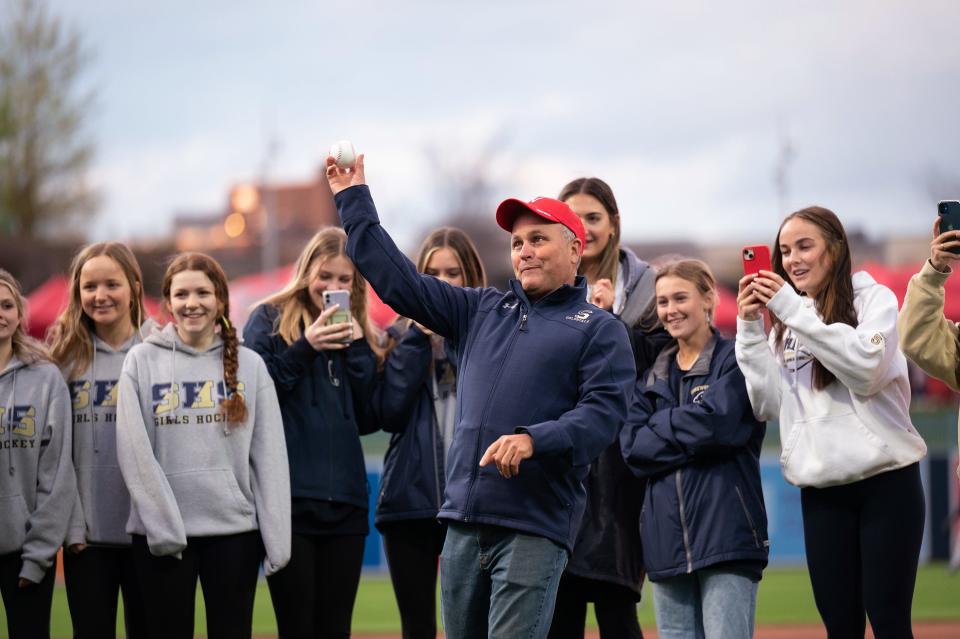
[744,249,754,260]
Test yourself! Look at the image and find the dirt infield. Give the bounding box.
[331,622,960,638]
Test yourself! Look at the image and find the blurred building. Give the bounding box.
[171,166,338,277]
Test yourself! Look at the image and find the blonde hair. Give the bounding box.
[0,270,50,365]
[48,242,147,379]
[655,259,717,325]
[257,227,381,353]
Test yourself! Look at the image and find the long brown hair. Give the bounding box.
[257,227,380,353]
[385,227,487,353]
[416,227,487,289]
[0,270,50,365]
[771,206,858,390]
[655,259,717,326]
[162,253,247,425]
[48,242,147,379]
[559,177,621,285]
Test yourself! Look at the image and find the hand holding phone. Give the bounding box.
[742,245,772,277]
[322,290,353,344]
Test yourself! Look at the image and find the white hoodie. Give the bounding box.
[735,271,927,488]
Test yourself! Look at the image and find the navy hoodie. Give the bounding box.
[620,334,769,581]
[375,322,456,526]
[243,304,379,509]
[336,185,636,550]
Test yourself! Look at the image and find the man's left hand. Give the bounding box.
[479,434,534,479]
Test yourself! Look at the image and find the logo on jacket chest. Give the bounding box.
[151,381,246,417]
[565,308,594,323]
[0,405,38,440]
[782,336,813,370]
[689,384,709,404]
[70,379,118,412]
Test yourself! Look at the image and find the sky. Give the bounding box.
[43,0,960,251]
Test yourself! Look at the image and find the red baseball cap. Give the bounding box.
[495,197,586,253]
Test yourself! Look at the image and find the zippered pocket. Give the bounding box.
[735,485,761,549]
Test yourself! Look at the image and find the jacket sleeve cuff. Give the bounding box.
[66,526,87,546]
[736,316,766,343]
[288,335,320,364]
[921,258,952,283]
[516,423,566,459]
[334,184,375,225]
[19,559,47,584]
[766,284,802,320]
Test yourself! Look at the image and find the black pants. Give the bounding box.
[267,533,366,639]
[0,551,57,639]
[548,573,643,639]
[64,545,147,639]
[801,462,925,639]
[380,519,447,639]
[131,532,263,639]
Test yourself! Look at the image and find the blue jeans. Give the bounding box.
[440,522,568,639]
[651,568,759,639]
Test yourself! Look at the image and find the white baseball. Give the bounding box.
[329,140,357,169]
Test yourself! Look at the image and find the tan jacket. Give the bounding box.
[897,259,960,476]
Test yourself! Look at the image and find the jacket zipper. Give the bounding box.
[676,370,694,573]
[431,377,443,510]
[675,469,694,573]
[735,485,761,549]
[462,306,527,521]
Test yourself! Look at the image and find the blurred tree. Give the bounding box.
[0,0,98,238]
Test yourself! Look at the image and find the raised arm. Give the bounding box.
[735,274,782,421]
[328,156,480,341]
[897,223,960,390]
[765,280,900,396]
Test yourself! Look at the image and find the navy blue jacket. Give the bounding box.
[620,334,769,581]
[375,321,456,526]
[242,303,379,509]
[336,185,636,551]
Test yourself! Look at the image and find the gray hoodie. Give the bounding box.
[65,323,155,547]
[116,323,291,575]
[0,355,76,583]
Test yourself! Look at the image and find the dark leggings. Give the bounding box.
[64,545,147,639]
[131,532,264,639]
[266,533,366,639]
[0,552,56,639]
[801,462,925,639]
[380,519,447,639]
[548,573,643,639]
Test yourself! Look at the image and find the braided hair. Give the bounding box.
[162,253,248,425]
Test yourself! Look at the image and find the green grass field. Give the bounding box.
[2,564,957,637]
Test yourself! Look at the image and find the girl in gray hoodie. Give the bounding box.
[0,269,76,638]
[48,242,151,639]
[116,253,290,639]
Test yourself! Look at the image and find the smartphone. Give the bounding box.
[322,290,352,343]
[937,201,960,255]
[742,245,772,276]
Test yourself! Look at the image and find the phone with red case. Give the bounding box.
[742,245,772,276]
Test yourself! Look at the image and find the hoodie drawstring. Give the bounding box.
[7,368,16,476]
[90,346,99,453]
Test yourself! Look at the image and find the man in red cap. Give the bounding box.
[327,155,635,639]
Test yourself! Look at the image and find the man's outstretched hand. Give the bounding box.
[325,154,366,196]
[479,434,534,479]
